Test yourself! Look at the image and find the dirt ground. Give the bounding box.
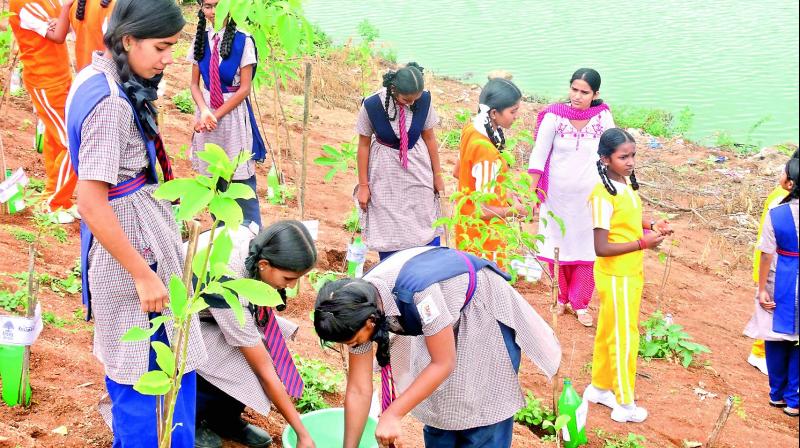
[1,20,799,448]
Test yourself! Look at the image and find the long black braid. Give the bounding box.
[596,128,637,195]
[76,0,112,21]
[485,121,506,151]
[219,18,237,59]
[315,279,391,368]
[381,70,399,121]
[193,8,207,61]
[780,158,800,205]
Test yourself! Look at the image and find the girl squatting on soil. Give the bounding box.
[454,78,525,265]
[528,68,616,327]
[746,157,800,418]
[583,128,672,423]
[190,0,267,227]
[66,0,208,445]
[194,221,316,448]
[356,63,445,260]
[314,246,561,447]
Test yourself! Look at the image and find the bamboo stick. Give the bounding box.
[299,63,311,220]
[18,245,37,406]
[706,395,734,447]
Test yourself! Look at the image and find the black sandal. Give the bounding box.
[769,400,787,408]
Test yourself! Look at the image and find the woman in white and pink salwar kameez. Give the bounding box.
[528,68,615,327]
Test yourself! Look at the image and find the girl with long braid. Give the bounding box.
[584,128,672,423]
[66,0,207,445]
[746,156,799,418]
[193,221,316,448]
[313,246,560,447]
[190,0,267,227]
[528,68,617,327]
[453,77,524,265]
[356,63,445,260]
[69,0,115,70]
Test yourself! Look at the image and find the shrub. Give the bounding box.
[172,89,195,114]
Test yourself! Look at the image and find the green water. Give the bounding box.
[305,0,799,146]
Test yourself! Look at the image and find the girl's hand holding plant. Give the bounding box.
[653,219,673,235]
[641,231,666,250]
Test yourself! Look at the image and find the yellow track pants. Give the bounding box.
[591,271,644,405]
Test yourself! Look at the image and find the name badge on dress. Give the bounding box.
[417,295,441,326]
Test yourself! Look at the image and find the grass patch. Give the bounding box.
[614,105,693,138]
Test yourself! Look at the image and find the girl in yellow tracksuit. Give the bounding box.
[583,128,673,423]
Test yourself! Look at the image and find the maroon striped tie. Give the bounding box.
[260,307,304,398]
[380,363,397,412]
[209,34,224,110]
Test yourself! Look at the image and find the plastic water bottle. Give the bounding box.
[558,378,588,447]
[346,236,367,278]
[524,255,543,282]
[266,166,281,204]
[34,120,44,153]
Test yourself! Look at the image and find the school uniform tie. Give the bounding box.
[153,136,174,182]
[258,307,304,398]
[209,34,224,110]
[397,105,409,169]
[380,363,397,412]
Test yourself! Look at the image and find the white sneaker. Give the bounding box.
[583,384,618,409]
[49,210,75,224]
[747,353,768,375]
[66,206,81,220]
[611,403,648,423]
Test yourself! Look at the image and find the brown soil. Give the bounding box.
[1,14,799,448]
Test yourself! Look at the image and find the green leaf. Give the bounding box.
[153,178,202,202]
[314,156,339,166]
[133,370,172,396]
[222,278,283,307]
[169,275,188,318]
[221,289,245,327]
[120,315,171,342]
[209,197,243,229]
[151,341,176,376]
[187,296,210,314]
[192,246,210,279]
[221,183,256,200]
[198,144,235,180]
[229,0,252,28]
[175,187,214,221]
[209,229,234,279]
[214,0,232,32]
[276,14,301,55]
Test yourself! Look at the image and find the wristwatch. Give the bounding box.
[649,220,656,231]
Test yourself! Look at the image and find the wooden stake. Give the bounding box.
[706,395,734,447]
[1,47,19,215]
[551,247,561,448]
[18,244,38,406]
[299,63,311,220]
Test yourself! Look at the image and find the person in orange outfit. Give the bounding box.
[69,0,114,71]
[454,78,524,266]
[9,0,78,223]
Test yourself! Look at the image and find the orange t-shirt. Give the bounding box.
[69,0,114,70]
[9,0,71,88]
[455,123,509,261]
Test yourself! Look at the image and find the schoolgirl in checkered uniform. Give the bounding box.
[314,247,562,447]
[66,1,207,446]
[584,128,673,423]
[193,221,315,448]
[189,0,267,227]
[355,63,445,260]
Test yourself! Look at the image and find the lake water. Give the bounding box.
[305,0,799,146]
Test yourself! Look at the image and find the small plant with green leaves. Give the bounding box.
[514,390,570,438]
[314,139,358,182]
[120,144,283,447]
[171,89,195,114]
[439,109,472,150]
[594,430,647,448]
[42,311,69,328]
[294,355,343,413]
[732,395,747,420]
[639,311,710,367]
[0,280,28,313]
[6,226,36,244]
[344,206,361,233]
[0,25,12,66]
[435,148,556,282]
[307,270,343,292]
